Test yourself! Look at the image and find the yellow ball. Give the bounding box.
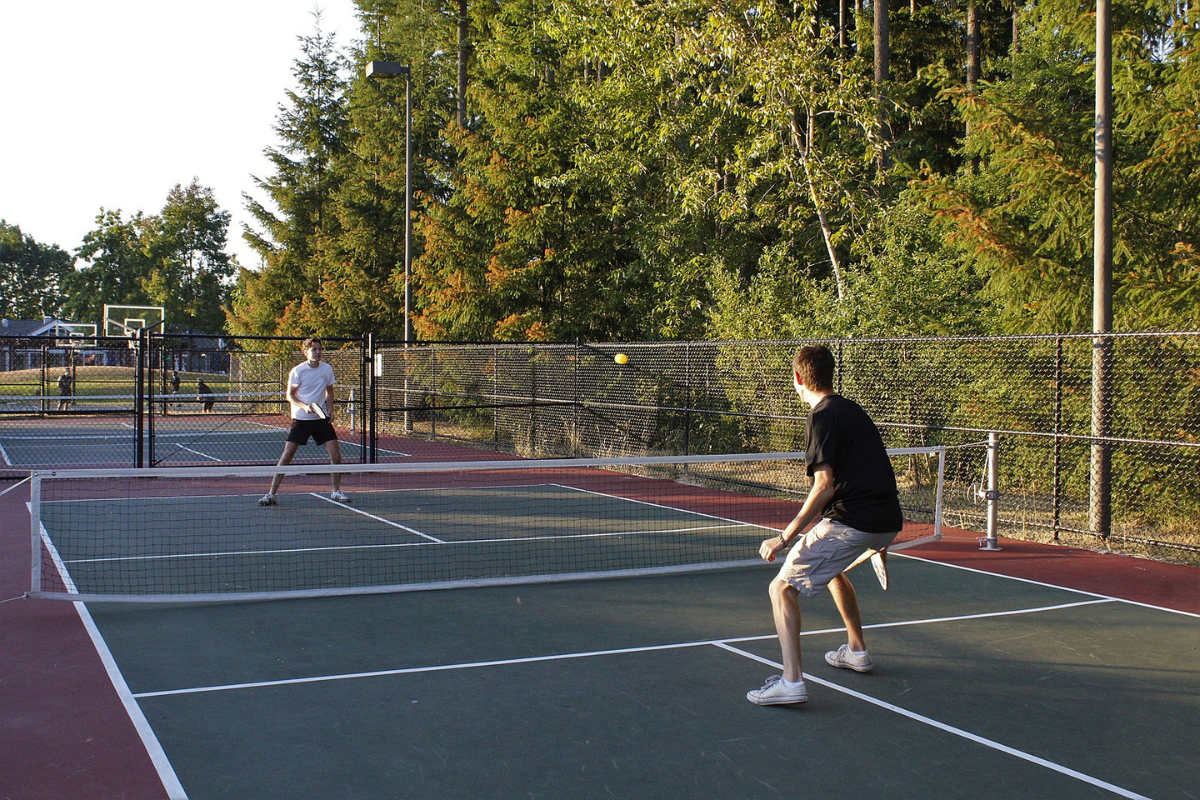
[614,353,628,365]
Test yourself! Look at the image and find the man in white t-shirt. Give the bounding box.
[259,337,348,505]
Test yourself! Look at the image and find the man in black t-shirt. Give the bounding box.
[746,345,903,706]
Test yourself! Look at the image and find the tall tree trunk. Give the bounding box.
[874,0,890,172]
[966,0,980,134]
[791,112,846,302]
[839,0,847,51]
[1012,0,1021,55]
[457,0,469,127]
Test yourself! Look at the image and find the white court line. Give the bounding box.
[30,510,186,796]
[74,602,188,799]
[161,444,223,463]
[898,552,1200,618]
[713,642,1150,800]
[39,482,559,503]
[126,595,1137,799]
[312,492,443,543]
[123,598,1142,797]
[0,438,13,465]
[130,599,1113,697]
[547,482,782,534]
[62,523,743,565]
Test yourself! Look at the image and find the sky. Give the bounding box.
[0,0,362,271]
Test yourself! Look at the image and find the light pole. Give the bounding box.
[365,60,413,345]
[366,60,414,432]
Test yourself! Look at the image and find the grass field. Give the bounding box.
[0,366,231,398]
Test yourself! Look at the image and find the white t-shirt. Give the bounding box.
[288,361,336,420]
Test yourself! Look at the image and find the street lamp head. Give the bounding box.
[366,61,411,79]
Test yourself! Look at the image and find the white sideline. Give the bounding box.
[74,601,188,800]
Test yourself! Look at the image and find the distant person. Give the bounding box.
[197,379,215,413]
[746,345,903,706]
[56,368,72,411]
[259,337,347,505]
[170,371,182,410]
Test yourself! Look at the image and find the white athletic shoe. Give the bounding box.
[825,644,874,673]
[330,490,349,502]
[258,493,276,506]
[746,675,808,705]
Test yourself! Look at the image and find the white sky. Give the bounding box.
[0,0,362,270]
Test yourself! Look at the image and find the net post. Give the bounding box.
[933,445,945,540]
[29,473,42,595]
[367,333,377,464]
[979,432,1003,551]
[134,328,146,467]
[146,332,157,465]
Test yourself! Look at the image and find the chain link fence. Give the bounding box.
[3,331,1196,563]
[378,333,1199,564]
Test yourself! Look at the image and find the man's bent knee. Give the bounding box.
[769,577,797,604]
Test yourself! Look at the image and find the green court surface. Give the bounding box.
[36,481,769,599]
[82,555,1198,798]
[0,422,403,468]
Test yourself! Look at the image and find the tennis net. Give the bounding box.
[28,448,945,602]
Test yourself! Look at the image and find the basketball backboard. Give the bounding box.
[53,322,99,349]
[103,304,166,339]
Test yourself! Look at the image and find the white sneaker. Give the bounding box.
[330,490,349,502]
[258,493,276,506]
[825,644,874,673]
[746,675,808,705]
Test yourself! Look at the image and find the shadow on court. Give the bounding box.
[83,556,1198,799]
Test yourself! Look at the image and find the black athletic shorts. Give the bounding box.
[286,418,338,446]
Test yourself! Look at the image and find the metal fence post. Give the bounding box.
[1052,336,1063,542]
[134,328,146,468]
[979,431,1002,551]
[1090,334,1113,542]
[684,342,691,457]
[367,333,377,464]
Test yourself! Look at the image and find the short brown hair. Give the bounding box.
[793,345,835,393]
[302,337,322,352]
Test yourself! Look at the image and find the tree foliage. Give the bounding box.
[0,221,74,320]
[912,0,1200,332]
[62,181,235,333]
[230,14,353,337]
[34,0,1189,342]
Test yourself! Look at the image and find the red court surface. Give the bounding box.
[1,444,1196,799]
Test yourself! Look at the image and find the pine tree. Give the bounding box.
[912,0,1199,331]
[230,14,351,336]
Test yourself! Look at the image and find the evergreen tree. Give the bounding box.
[230,14,352,337]
[339,0,462,339]
[913,0,1199,331]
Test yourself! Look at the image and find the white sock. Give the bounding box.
[849,647,868,657]
[781,677,805,688]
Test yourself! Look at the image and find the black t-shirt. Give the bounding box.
[805,394,903,533]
